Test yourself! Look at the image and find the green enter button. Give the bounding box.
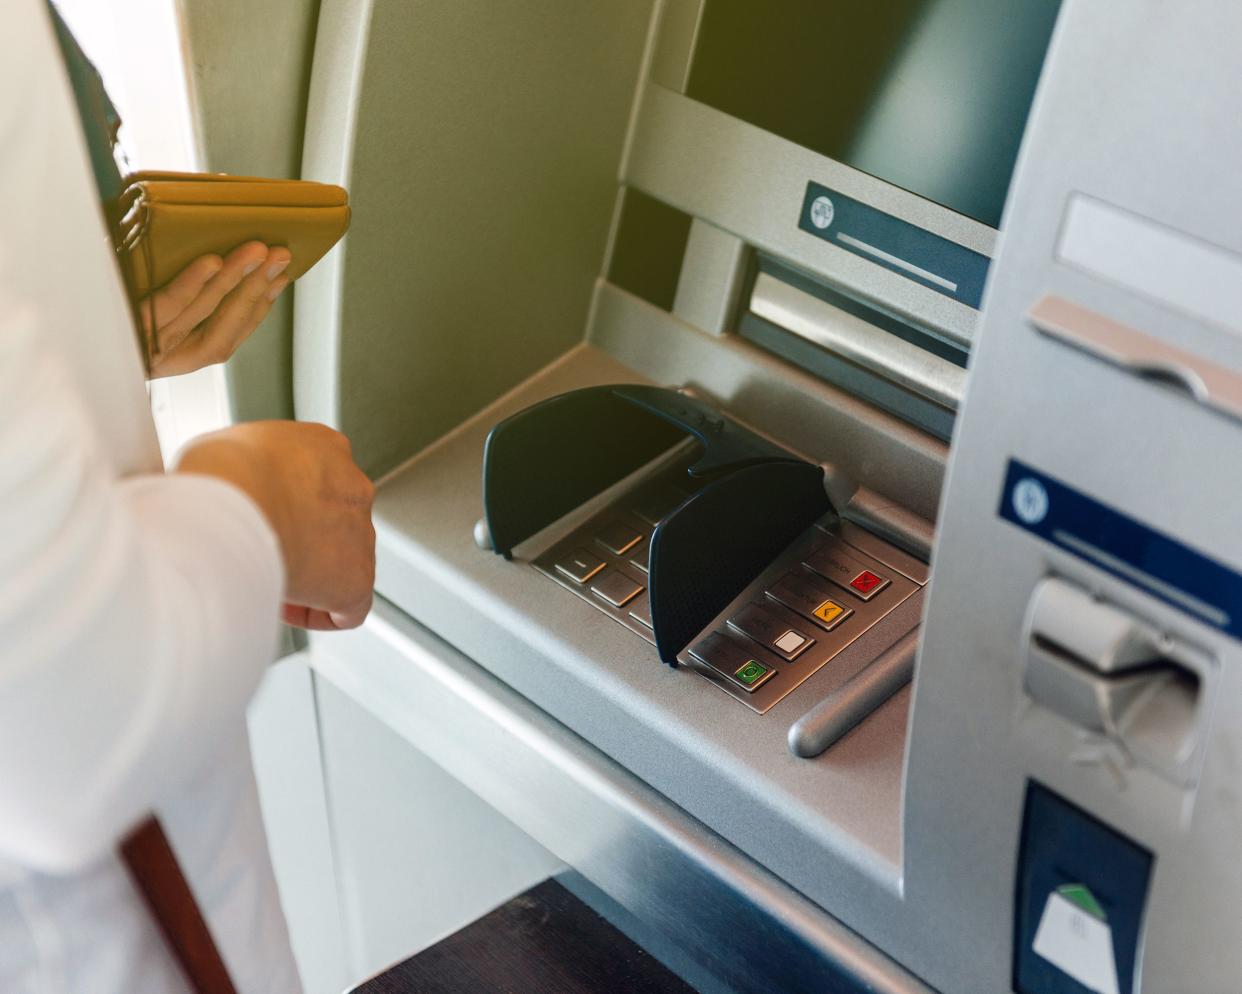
[734,660,770,687]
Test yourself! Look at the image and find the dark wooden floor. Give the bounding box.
[351,878,700,994]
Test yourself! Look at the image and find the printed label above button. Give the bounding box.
[804,544,872,590]
[727,601,815,660]
[768,571,854,631]
[689,632,778,693]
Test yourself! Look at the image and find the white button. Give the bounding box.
[774,630,808,655]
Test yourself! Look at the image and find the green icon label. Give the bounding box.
[734,660,768,685]
[1056,883,1107,922]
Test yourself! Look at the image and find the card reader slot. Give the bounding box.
[1022,577,1210,784]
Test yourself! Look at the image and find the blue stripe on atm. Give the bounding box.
[998,459,1242,640]
[798,181,991,308]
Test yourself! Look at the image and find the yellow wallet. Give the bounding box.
[114,171,351,297]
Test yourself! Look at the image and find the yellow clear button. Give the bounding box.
[813,599,847,626]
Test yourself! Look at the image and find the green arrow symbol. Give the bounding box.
[1057,883,1107,922]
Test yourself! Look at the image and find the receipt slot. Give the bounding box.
[1014,783,1153,994]
[1022,578,1209,786]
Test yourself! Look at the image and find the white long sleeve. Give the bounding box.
[0,294,285,873]
[0,4,302,990]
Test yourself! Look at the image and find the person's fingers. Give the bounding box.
[142,254,223,344]
[183,248,292,366]
[280,604,315,628]
[233,278,284,342]
[155,241,271,350]
[281,598,371,631]
[329,591,373,630]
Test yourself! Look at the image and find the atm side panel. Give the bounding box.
[904,2,1242,992]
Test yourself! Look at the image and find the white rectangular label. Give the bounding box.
[1058,195,1242,336]
[1032,890,1120,994]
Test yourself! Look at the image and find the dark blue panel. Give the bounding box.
[1013,782,1153,994]
[998,459,1242,642]
[797,182,991,308]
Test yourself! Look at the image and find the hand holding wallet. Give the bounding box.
[113,170,351,298]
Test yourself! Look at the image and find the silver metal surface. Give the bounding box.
[906,3,1242,991]
[1056,193,1242,335]
[789,629,919,759]
[1029,293,1242,427]
[309,601,935,994]
[623,81,993,349]
[835,518,931,584]
[533,466,695,647]
[749,272,966,411]
[369,344,922,970]
[672,218,751,336]
[588,282,950,522]
[646,0,705,94]
[839,493,936,568]
[676,526,920,714]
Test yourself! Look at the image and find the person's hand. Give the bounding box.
[175,421,376,630]
[142,242,292,379]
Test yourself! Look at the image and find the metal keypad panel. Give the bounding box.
[680,529,923,714]
[534,472,695,645]
[534,469,925,714]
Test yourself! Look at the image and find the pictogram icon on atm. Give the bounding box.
[849,570,887,596]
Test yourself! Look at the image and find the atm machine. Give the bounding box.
[207,1,1242,991]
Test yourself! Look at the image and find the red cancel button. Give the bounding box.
[849,569,890,599]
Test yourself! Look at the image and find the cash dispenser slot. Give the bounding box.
[1023,577,1209,785]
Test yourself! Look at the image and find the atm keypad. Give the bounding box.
[803,545,890,601]
[767,572,854,631]
[536,493,668,643]
[534,467,924,714]
[727,602,815,661]
[591,571,643,609]
[628,597,653,630]
[689,632,778,693]
[846,569,889,600]
[554,549,606,585]
[534,469,712,643]
[595,520,643,557]
[679,531,922,713]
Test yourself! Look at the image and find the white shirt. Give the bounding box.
[0,2,302,991]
